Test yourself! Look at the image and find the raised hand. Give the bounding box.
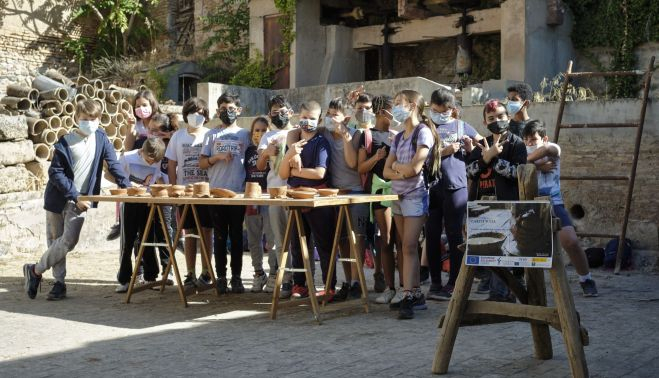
[375,146,387,160]
[291,139,307,155]
[264,139,280,157]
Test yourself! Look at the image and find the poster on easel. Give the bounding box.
[466,201,553,268]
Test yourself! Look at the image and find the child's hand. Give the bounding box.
[290,139,307,155]
[264,140,280,157]
[124,111,136,126]
[444,142,461,155]
[375,147,387,160]
[535,160,556,173]
[462,136,474,153]
[289,154,302,173]
[477,135,506,163]
[76,200,91,212]
[217,152,233,162]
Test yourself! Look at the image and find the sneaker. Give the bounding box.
[115,283,129,293]
[316,288,335,302]
[106,222,121,241]
[279,282,292,299]
[486,293,516,303]
[263,274,277,293]
[333,282,351,301]
[375,288,396,304]
[429,284,453,301]
[23,263,42,299]
[216,277,228,294]
[349,282,362,299]
[291,284,309,299]
[580,279,599,297]
[398,293,415,319]
[476,278,491,294]
[230,276,245,294]
[373,272,386,293]
[251,273,268,293]
[183,273,197,289]
[412,291,427,310]
[47,282,67,300]
[389,288,406,310]
[164,271,174,286]
[197,273,212,287]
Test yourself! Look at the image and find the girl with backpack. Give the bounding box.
[383,90,441,320]
[425,88,483,301]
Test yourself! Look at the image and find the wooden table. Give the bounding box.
[80,193,398,322]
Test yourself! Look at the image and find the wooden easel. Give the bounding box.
[432,164,589,377]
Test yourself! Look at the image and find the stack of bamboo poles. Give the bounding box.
[0,69,149,161]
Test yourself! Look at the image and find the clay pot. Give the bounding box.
[127,187,147,196]
[287,190,316,199]
[296,186,318,193]
[268,186,287,199]
[318,188,339,197]
[150,184,170,197]
[193,182,210,198]
[109,188,127,196]
[168,185,186,197]
[244,182,262,198]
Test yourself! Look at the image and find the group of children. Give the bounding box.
[23,83,598,321]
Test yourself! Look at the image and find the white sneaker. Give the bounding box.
[115,283,129,293]
[389,288,406,305]
[375,288,396,304]
[251,273,268,293]
[263,274,277,293]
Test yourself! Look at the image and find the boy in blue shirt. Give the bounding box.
[279,101,337,299]
[23,100,130,300]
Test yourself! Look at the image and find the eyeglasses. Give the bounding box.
[270,109,289,117]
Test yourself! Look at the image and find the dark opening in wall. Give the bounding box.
[570,204,585,220]
[178,74,199,103]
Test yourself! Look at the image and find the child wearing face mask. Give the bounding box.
[165,97,213,288]
[22,100,131,301]
[358,94,404,304]
[257,95,295,297]
[200,92,251,294]
[115,137,168,293]
[244,117,277,293]
[347,92,375,130]
[279,101,338,300]
[383,90,442,320]
[124,90,159,151]
[506,82,534,137]
[522,120,598,297]
[425,88,483,301]
[466,99,527,302]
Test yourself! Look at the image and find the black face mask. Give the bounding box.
[487,120,509,135]
[219,109,237,126]
[271,113,289,129]
[507,119,525,137]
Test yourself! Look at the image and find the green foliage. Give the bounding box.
[62,37,89,72]
[274,0,296,57]
[229,51,275,88]
[200,0,250,83]
[145,67,173,100]
[564,0,659,97]
[534,73,597,102]
[69,0,161,65]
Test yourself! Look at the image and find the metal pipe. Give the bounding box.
[567,70,644,78]
[118,124,127,138]
[112,113,125,125]
[39,88,68,102]
[559,123,638,129]
[554,60,573,142]
[44,69,74,86]
[92,79,104,90]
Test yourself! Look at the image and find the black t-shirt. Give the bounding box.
[244,145,268,188]
[508,119,527,138]
[358,128,391,192]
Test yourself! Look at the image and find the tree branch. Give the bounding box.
[85,0,104,22]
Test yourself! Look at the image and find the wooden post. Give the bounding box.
[156,205,188,307]
[323,206,345,307]
[270,209,294,320]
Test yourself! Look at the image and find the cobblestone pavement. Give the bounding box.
[1,249,658,377]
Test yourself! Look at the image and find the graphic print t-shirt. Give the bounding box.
[201,125,251,192]
[165,128,209,186]
[120,149,161,186]
[244,144,268,188]
[436,119,478,190]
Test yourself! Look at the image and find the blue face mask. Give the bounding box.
[392,105,410,123]
[78,119,99,136]
[430,109,452,125]
[299,118,318,132]
[506,101,523,116]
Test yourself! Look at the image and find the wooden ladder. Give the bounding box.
[554,56,655,274]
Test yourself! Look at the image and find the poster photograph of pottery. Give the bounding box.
[466,201,553,268]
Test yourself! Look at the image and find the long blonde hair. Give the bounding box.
[395,90,441,177]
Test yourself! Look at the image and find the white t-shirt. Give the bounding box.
[64,131,96,193]
[257,128,291,188]
[165,127,209,185]
[120,149,161,186]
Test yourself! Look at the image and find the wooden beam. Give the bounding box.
[352,6,500,49]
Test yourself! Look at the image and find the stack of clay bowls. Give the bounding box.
[318,188,339,197]
[168,185,186,197]
[127,186,147,196]
[268,186,287,199]
[109,188,127,196]
[150,184,170,197]
[193,182,210,198]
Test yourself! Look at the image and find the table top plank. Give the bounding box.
[78,193,399,208]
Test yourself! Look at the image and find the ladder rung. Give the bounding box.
[567,70,644,78]
[142,243,169,247]
[576,233,619,239]
[561,175,629,181]
[281,268,307,273]
[183,234,200,239]
[559,123,638,129]
[338,258,357,263]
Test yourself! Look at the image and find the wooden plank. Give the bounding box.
[344,205,369,313]
[464,301,560,329]
[270,210,294,320]
[323,206,344,308]
[156,205,187,306]
[79,193,399,208]
[432,254,476,374]
[549,231,589,377]
[294,209,322,324]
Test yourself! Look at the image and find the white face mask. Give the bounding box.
[324,116,336,131]
[526,144,539,154]
[78,119,99,136]
[392,105,410,123]
[187,113,205,129]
